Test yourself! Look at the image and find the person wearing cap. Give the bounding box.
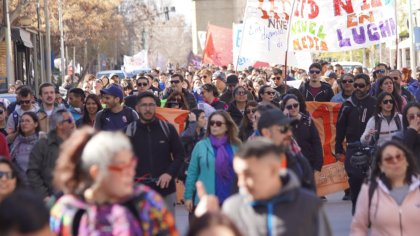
[212,71,227,95]
[94,84,138,131]
[219,74,250,104]
[162,74,197,109]
[257,109,316,191]
[299,63,334,102]
[109,73,120,85]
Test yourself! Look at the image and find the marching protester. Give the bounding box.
[360,92,403,146]
[36,83,62,133]
[66,88,85,121]
[281,94,323,172]
[0,157,23,202]
[220,74,243,104]
[258,85,279,107]
[299,63,334,102]
[126,92,184,214]
[351,140,420,235]
[76,94,102,128]
[94,84,138,131]
[200,83,227,110]
[336,73,377,213]
[331,73,355,103]
[27,109,75,199]
[212,71,227,95]
[51,127,177,235]
[184,111,241,214]
[238,101,258,141]
[375,76,406,112]
[163,74,197,109]
[226,86,248,126]
[388,69,415,103]
[271,68,290,97]
[9,112,40,183]
[164,91,190,110]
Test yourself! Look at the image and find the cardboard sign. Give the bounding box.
[314,161,349,196]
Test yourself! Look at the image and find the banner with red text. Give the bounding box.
[203,24,233,66]
[306,102,349,196]
[289,0,397,52]
[156,107,189,134]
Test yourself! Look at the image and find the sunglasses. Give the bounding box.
[375,69,386,74]
[137,82,148,87]
[342,80,354,84]
[265,91,275,95]
[108,158,137,172]
[246,109,256,115]
[0,171,14,180]
[309,70,321,75]
[209,120,225,127]
[201,75,208,79]
[0,110,3,115]
[273,77,282,80]
[382,153,404,164]
[382,99,394,105]
[353,83,366,89]
[286,103,299,110]
[407,112,420,121]
[170,80,181,84]
[19,100,31,105]
[278,125,292,134]
[235,91,246,96]
[61,118,73,124]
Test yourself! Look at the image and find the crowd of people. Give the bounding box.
[0,61,419,235]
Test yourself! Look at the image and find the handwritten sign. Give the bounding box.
[315,162,349,196]
[233,23,255,70]
[289,0,397,51]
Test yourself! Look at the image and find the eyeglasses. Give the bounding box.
[235,91,246,96]
[19,100,31,105]
[0,110,4,115]
[391,77,400,81]
[342,80,354,84]
[375,69,386,74]
[407,112,420,121]
[170,80,180,84]
[61,118,73,124]
[286,103,299,110]
[139,103,157,109]
[273,77,282,80]
[309,70,321,75]
[277,125,292,134]
[353,83,366,89]
[209,120,225,127]
[382,99,394,105]
[137,82,148,87]
[246,109,256,115]
[383,153,404,164]
[0,171,14,180]
[108,158,137,172]
[265,91,275,95]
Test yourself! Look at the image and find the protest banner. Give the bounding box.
[233,23,255,70]
[156,107,189,134]
[202,24,233,66]
[306,102,349,196]
[289,0,397,52]
[240,0,294,64]
[123,50,148,72]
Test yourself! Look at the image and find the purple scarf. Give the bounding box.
[209,135,230,182]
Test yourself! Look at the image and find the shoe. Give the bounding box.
[342,194,351,201]
[320,196,327,201]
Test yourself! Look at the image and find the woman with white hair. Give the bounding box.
[50,127,178,235]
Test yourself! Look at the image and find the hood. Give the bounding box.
[377,175,420,194]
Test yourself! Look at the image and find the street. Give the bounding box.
[175,191,352,236]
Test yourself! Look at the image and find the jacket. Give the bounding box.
[360,113,403,146]
[227,102,244,126]
[180,121,205,161]
[292,114,323,171]
[299,81,334,102]
[335,94,377,154]
[129,118,184,196]
[209,98,227,110]
[184,138,238,205]
[162,88,197,109]
[222,171,332,236]
[36,104,62,133]
[27,130,63,198]
[330,91,351,103]
[393,128,420,166]
[351,177,420,236]
[68,105,83,121]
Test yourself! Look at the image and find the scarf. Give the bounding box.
[209,135,230,182]
[11,133,38,159]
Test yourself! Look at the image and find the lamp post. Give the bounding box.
[44,0,52,82]
[59,0,65,81]
[3,0,15,85]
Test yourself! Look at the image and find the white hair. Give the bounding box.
[81,131,132,174]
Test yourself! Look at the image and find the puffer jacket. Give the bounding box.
[351,177,420,236]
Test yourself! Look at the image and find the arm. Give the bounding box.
[335,105,349,155]
[131,109,139,120]
[181,121,198,139]
[26,141,49,198]
[184,142,201,200]
[350,184,370,235]
[310,120,324,171]
[6,113,16,134]
[360,117,374,145]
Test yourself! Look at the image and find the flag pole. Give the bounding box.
[283,0,297,85]
[394,0,398,69]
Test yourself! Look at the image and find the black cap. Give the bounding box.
[258,109,294,132]
[226,74,239,85]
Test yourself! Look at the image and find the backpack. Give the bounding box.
[373,115,402,144]
[125,118,170,140]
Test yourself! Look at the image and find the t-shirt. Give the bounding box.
[94,107,139,131]
[308,86,322,97]
[389,184,409,205]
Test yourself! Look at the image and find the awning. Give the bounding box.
[11,28,33,48]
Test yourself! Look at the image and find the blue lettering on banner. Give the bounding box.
[262,26,284,51]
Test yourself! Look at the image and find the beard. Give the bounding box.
[139,112,155,122]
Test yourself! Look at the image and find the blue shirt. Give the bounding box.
[94,107,139,131]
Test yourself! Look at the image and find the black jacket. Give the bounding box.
[274,84,291,97]
[129,118,185,196]
[393,128,420,166]
[162,88,197,109]
[293,114,323,171]
[287,150,316,192]
[299,81,334,102]
[227,102,244,126]
[335,94,377,154]
[27,130,63,198]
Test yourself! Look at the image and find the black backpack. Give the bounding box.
[372,115,402,144]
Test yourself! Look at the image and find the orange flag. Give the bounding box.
[202,24,233,66]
